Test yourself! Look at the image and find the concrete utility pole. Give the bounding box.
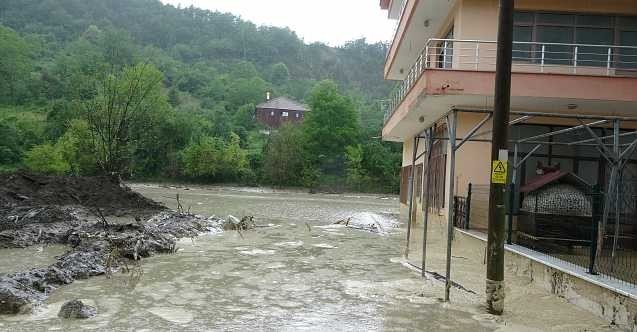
[486,0,514,315]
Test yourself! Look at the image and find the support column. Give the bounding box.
[486,0,514,315]
[445,111,457,302]
[405,137,419,258]
[507,143,518,245]
[422,128,434,276]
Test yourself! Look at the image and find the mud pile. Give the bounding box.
[0,173,237,315]
[0,172,164,214]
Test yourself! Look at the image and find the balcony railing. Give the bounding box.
[384,38,637,123]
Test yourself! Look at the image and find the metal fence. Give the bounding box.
[452,195,469,230]
[454,183,637,287]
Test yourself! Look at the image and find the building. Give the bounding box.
[255,94,309,128]
[380,0,637,328]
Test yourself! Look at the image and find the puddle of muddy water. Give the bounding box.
[0,244,68,275]
[0,185,500,331]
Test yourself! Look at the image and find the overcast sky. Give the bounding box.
[159,0,395,46]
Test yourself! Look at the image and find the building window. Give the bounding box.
[513,12,637,68]
[270,111,274,116]
[437,26,454,69]
[295,113,299,118]
[282,111,289,117]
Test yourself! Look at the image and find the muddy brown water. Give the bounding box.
[0,185,543,330]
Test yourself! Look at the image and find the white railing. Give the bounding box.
[384,38,637,122]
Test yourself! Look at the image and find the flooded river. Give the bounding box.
[0,185,604,331]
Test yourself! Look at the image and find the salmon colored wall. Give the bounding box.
[454,112,493,193]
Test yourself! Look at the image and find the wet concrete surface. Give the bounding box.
[0,184,614,330]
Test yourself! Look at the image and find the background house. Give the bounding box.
[255,94,309,128]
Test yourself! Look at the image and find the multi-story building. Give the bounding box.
[380,0,637,327]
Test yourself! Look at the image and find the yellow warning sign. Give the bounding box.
[491,160,508,184]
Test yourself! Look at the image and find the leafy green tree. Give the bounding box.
[226,77,267,109]
[263,124,305,186]
[220,133,249,179]
[344,144,369,190]
[23,144,70,175]
[0,25,32,104]
[304,80,360,165]
[83,63,166,174]
[0,122,23,166]
[181,136,224,179]
[57,119,98,175]
[232,103,255,131]
[270,62,290,85]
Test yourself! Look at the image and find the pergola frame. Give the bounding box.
[403,108,637,301]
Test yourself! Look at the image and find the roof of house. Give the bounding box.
[520,170,590,193]
[256,96,309,112]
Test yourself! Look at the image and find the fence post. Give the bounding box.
[589,185,601,275]
[507,182,515,244]
[465,183,472,229]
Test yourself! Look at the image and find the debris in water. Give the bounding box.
[58,299,97,319]
[313,243,338,249]
[239,249,276,256]
[330,212,399,235]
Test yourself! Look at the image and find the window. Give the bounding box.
[270,111,274,116]
[437,26,454,68]
[513,12,637,67]
[295,113,299,118]
[282,111,289,117]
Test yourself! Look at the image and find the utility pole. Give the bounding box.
[486,0,514,315]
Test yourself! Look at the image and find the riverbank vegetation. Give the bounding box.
[0,0,401,193]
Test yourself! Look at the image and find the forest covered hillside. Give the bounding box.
[0,0,400,192]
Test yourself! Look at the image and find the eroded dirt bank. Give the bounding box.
[0,173,235,314]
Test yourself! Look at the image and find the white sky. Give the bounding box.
[159,0,395,46]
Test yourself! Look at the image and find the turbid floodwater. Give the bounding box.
[0,184,612,331]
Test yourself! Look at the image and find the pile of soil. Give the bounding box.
[0,172,245,315]
[0,172,164,214]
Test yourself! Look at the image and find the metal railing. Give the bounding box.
[384,38,637,122]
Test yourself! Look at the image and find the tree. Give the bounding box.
[0,25,32,104]
[23,144,70,175]
[303,80,360,166]
[220,133,249,179]
[263,124,305,186]
[181,136,224,180]
[83,63,166,174]
[345,144,369,190]
[270,62,290,85]
[57,119,98,175]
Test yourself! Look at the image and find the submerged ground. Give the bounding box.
[0,184,612,331]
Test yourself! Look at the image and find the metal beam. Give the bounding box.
[456,113,492,151]
[517,120,608,143]
[568,130,637,146]
[579,119,617,162]
[405,137,419,258]
[456,108,637,122]
[515,144,542,168]
[444,111,458,302]
[421,127,434,277]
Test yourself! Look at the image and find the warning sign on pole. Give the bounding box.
[491,160,508,184]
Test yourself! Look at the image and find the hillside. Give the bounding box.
[0,0,400,192]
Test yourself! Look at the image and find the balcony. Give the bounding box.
[384,39,637,126]
[383,1,458,80]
